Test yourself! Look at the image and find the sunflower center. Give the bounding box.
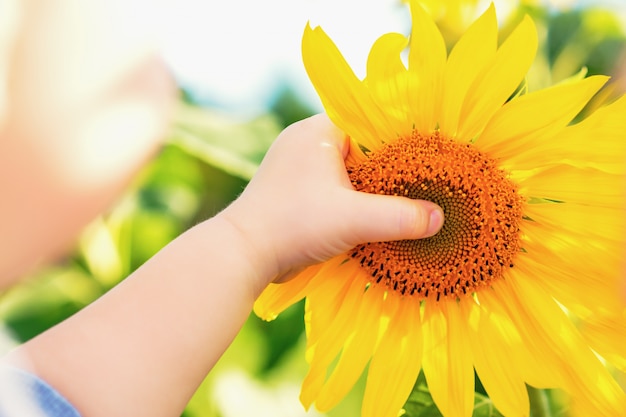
[347,131,523,301]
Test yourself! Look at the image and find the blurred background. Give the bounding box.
[1,0,625,416]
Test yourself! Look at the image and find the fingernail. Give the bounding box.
[426,208,444,237]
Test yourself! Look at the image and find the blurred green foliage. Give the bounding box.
[0,2,624,417]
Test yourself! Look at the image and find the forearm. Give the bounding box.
[3,215,272,417]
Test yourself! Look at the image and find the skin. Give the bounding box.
[0,1,445,416]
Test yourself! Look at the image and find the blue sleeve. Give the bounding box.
[0,366,81,417]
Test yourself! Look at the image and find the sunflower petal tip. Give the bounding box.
[298,396,312,411]
[408,0,428,18]
[521,14,538,37]
[251,304,277,321]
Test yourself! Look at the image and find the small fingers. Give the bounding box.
[345,192,444,244]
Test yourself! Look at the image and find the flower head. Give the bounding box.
[254,2,626,416]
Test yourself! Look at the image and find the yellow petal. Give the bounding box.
[479,76,608,162]
[458,15,538,140]
[299,357,327,410]
[305,269,368,365]
[365,33,411,139]
[345,136,368,167]
[478,283,563,389]
[300,272,368,408]
[304,261,360,348]
[362,296,423,417]
[514,224,624,323]
[407,0,447,132]
[422,299,475,417]
[477,281,562,388]
[517,93,626,175]
[253,261,325,320]
[497,277,626,415]
[524,201,625,245]
[464,294,529,416]
[439,4,498,138]
[517,165,624,208]
[580,310,626,373]
[520,203,625,315]
[314,284,386,411]
[302,24,391,151]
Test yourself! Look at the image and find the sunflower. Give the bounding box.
[254,2,626,416]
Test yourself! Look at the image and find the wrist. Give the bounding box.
[210,207,279,297]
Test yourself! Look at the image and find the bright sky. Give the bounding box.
[159,0,626,116]
[161,0,410,114]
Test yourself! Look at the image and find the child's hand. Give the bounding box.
[220,114,444,286]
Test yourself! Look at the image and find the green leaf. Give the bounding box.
[402,373,504,417]
[402,373,442,417]
[472,393,505,417]
[170,102,281,180]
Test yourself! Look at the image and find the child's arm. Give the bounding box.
[3,114,443,417]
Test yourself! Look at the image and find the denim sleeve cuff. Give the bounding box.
[0,365,81,417]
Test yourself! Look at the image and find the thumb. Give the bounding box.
[344,192,444,244]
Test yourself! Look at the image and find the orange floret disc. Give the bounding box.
[347,131,524,301]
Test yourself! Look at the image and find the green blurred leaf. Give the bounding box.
[170,102,281,180]
[402,373,442,417]
[0,266,103,342]
[127,210,181,268]
[402,373,504,417]
[547,8,626,81]
[472,394,505,417]
[269,85,316,128]
[528,387,570,417]
[547,10,584,66]
[253,300,306,374]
